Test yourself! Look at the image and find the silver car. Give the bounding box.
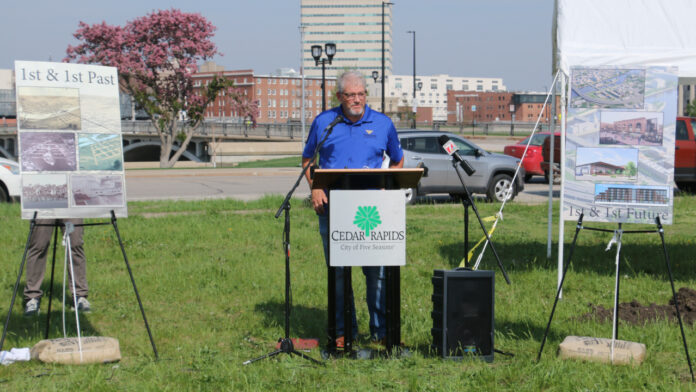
[397,131,524,203]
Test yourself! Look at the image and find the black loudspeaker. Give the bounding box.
[431,269,494,362]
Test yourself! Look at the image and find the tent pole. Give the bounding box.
[557,71,567,295]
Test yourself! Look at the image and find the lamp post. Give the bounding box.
[311,43,336,112]
[407,30,416,128]
[509,104,515,136]
[381,1,394,113]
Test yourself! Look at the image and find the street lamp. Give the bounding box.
[311,42,336,112]
[372,70,379,84]
[381,1,394,113]
[407,30,416,128]
[509,104,515,136]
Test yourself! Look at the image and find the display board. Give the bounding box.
[15,61,127,219]
[562,66,677,224]
[329,190,406,267]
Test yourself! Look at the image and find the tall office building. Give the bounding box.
[301,0,392,80]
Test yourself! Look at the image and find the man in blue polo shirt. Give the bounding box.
[302,70,404,346]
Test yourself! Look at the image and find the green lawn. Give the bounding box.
[0,196,694,390]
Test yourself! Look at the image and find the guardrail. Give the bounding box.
[0,120,551,138]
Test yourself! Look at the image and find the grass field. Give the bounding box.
[0,196,695,391]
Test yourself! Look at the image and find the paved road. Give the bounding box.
[125,166,559,204]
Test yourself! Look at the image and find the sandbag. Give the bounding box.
[31,336,121,364]
[558,335,645,365]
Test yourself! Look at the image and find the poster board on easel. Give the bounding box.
[14,60,127,219]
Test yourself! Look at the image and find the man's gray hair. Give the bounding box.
[337,70,367,94]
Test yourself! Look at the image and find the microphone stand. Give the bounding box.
[451,159,511,285]
[244,117,341,365]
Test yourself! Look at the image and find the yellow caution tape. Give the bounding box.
[459,215,497,268]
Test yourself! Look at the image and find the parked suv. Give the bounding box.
[0,158,21,202]
[397,130,524,203]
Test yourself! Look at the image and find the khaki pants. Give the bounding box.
[23,219,88,300]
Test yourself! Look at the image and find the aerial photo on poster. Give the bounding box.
[79,133,123,171]
[80,94,121,133]
[570,68,646,109]
[16,86,81,130]
[20,132,77,172]
[71,174,124,207]
[563,66,677,224]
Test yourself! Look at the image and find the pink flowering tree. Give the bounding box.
[65,9,258,168]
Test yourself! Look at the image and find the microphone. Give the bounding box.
[324,115,344,132]
[438,135,476,176]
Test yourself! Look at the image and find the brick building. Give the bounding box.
[447,91,561,125]
[192,65,336,124]
[447,91,514,124]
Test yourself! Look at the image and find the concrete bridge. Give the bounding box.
[0,120,307,162]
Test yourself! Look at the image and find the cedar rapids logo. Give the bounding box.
[331,205,405,241]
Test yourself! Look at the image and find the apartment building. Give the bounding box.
[192,65,335,124]
[377,74,506,122]
[301,0,392,79]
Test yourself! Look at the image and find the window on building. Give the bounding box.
[446,84,453,90]
[477,85,483,91]
[430,84,437,89]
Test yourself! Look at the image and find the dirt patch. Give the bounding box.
[577,287,696,326]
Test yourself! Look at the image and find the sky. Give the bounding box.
[1,0,555,92]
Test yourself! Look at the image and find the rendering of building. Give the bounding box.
[595,186,668,205]
[301,0,391,79]
[575,161,624,176]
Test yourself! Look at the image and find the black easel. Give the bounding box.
[450,160,511,284]
[536,214,693,382]
[243,117,344,366]
[0,211,159,360]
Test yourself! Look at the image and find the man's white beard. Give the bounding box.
[347,106,364,117]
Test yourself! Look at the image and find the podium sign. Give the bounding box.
[329,190,406,267]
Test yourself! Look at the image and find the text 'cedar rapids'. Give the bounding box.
[331,230,405,241]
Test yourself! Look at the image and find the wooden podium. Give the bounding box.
[312,168,422,356]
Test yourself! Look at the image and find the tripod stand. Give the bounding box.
[450,160,511,284]
[244,118,344,365]
[536,214,693,381]
[242,200,322,365]
[0,211,158,360]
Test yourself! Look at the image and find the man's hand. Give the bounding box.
[311,188,327,214]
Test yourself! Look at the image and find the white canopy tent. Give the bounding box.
[552,0,696,287]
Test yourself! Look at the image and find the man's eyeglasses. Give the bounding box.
[341,92,366,99]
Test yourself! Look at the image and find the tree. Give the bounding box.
[624,161,637,177]
[686,100,696,117]
[65,9,258,168]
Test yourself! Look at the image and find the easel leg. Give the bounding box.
[610,224,623,363]
[537,213,584,361]
[44,225,59,339]
[0,213,38,352]
[110,211,159,360]
[656,217,694,382]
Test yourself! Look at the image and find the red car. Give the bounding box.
[503,132,560,182]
